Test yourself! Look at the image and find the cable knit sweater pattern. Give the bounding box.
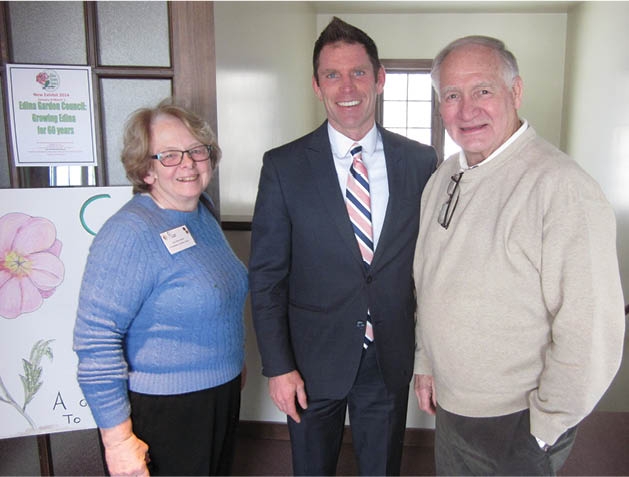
[413,127,625,445]
[74,194,248,429]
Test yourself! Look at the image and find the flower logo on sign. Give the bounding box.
[35,72,49,87]
[0,213,65,319]
[35,70,59,92]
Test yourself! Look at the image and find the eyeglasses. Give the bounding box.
[438,171,464,229]
[151,145,212,167]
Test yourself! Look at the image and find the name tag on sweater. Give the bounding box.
[160,225,196,254]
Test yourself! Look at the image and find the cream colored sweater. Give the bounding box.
[413,126,625,445]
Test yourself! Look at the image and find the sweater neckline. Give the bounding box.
[137,193,201,219]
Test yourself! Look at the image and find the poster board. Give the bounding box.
[0,186,132,439]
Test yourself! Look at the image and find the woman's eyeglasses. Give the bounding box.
[438,171,464,230]
[151,145,212,167]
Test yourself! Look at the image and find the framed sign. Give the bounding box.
[5,64,98,167]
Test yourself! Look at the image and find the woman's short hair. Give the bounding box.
[121,99,221,194]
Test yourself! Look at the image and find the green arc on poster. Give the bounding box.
[79,194,111,235]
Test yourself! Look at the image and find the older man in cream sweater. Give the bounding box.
[413,35,625,476]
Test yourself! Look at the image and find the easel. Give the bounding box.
[37,434,53,475]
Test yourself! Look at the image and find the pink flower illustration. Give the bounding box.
[0,213,64,319]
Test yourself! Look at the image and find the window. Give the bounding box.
[377,59,459,164]
[50,166,96,187]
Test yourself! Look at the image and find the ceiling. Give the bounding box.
[309,1,581,14]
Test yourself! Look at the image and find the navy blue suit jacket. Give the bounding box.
[249,122,437,399]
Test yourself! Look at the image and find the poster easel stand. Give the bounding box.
[37,434,53,475]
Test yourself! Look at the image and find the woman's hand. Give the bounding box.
[241,363,247,390]
[100,419,150,476]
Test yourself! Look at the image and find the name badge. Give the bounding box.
[160,225,196,254]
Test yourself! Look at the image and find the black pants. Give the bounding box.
[288,345,409,476]
[125,375,241,476]
[435,405,577,476]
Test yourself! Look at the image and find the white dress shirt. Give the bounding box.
[328,123,389,251]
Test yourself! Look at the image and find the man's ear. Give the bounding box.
[512,75,523,110]
[376,65,386,95]
[312,76,323,101]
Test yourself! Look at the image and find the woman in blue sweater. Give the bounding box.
[74,101,248,476]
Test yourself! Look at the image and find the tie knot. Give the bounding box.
[350,144,362,158]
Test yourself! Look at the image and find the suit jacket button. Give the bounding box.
[366,275,373,284]
[356,321,366,328]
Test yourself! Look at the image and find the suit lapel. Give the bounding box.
[371,126,405,270]
[306,123,366,268]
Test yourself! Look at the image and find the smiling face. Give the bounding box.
[438,44,523,166]
[312,41,385,141]
[143,114,211,211]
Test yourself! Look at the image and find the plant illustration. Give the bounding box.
[0,339,54,429]
[0,212,65,319]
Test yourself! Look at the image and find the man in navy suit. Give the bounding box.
[249,17,437,475]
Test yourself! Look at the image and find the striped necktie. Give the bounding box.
[346,143,375,348]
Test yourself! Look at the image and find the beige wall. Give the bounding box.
[215,1,317,218]
[216,2,629,426]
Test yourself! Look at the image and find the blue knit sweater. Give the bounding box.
[74,194,248,429]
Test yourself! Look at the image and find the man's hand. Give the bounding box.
[269,370,308,423]
[414,373,437,415]
[100,419,150,476]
